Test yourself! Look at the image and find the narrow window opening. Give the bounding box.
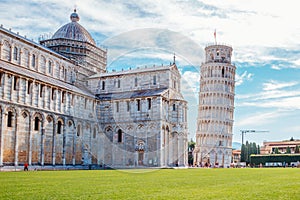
[0,72,2,87]
[153,75,156,85]
[77,125,81,136]
[117,129,122,143]
[48,61,52,74]
[31,54,36,68]
[137,99,141,111]
[57,121,62,134]
[64,68,67,81]
[34,117,39,131]
[93,128,96,139]
[13,76,18,90]
[147,98,151,110]
[52,88,55,100]
[117,79,121,88]
[116,102,119,112]
[173,104,176,111]
[127,101,130,112]
[27,80,32,94]
[135,77,138,87]
[102,81,105,90]
[7,111,13,127]
[62,91,66,103]
[13,47,18,61]
[71,94,75,106]
[40,85,44,97]
[222,67,225,78]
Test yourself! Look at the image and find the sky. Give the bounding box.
[1,0,300,145]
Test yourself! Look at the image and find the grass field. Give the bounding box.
[0,168,299,200]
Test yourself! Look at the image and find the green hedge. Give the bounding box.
[250,154,300,165]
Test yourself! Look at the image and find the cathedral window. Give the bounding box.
[0,72,3,87]
[173,104,176,111]
[31,54,36,68]
[27,80,32,94]
[116,102,119,112]
[62,91,66,103]
[71,94,75,106]
[93,128,97,139]
[40,85,44,97]
[222,67,225,78]
[51,88,55,100]
[127,101,130,112]
[77,125,81,137]
[57,121,62,134]
[137,99,141,111]
[7,111,13,127]
[135,77,138,87]
[102,81,105,90]
[48,61,52,74]
[117,129,122,143]
[85,99,87,109]
[117,79,121,88]
[153,75,156,85]
[64,68,67,81]
[13,76,18,90]
[34,117,39,131]
[147,98,151,110]
[13,47,18,61]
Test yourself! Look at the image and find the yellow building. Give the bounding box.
[260,140,300,154]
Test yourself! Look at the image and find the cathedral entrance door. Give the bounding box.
[138,151,144,165]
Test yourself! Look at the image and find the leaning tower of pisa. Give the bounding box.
[193,44,235,168]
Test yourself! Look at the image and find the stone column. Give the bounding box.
[14,112,18,166]
[62,121,66,166]
[40,124,45,166]
[169,133,173,166]
[0,42,2,59]
[28,114,32,165]
[166,131,169,166]
[72,127,76,166]
[52,122,56,166]
[178,134,182,166]
[0,108,4,166]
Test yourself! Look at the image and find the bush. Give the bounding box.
[250,154,300,165]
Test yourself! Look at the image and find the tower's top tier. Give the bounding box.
[205,44,233,64]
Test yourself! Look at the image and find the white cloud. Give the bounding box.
[235,71,253,86]
[262,80,298,91]
[235,110,287,127]
[181,71,200,99]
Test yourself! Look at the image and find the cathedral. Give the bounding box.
[0,10,188,168]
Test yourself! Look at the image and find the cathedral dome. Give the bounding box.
[52,9,96,45]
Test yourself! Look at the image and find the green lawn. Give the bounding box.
[0,168,299,200]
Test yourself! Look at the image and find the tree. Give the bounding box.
[188,139,195,152]
[286,146,291,154]
[274,147,280,154]
[295,145,300,154]
[241,144,246,162]
[240,141,260,164]
[290,137,295,141]
[188,139,196,165]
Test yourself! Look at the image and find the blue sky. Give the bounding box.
[1,0,300,145]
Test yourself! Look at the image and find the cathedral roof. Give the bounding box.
[52,9,96,45]
[96,88,168,100]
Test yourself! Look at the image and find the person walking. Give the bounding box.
[24,163,29,171]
